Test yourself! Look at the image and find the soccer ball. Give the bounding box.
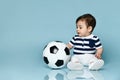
[43,41,70,69]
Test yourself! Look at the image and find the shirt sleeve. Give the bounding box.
[69,36,76,46]
[94,36,102,49]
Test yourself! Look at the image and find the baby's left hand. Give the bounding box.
[95,53,102,59]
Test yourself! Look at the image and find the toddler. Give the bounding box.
[67,14,104,70]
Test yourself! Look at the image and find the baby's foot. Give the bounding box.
[89,59,104,70]
[67,62,83,70]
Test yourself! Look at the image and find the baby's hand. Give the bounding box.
[95,53,102,59]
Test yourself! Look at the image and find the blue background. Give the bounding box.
[0,0,120,80]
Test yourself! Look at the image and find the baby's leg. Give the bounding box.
[67,55,83,70]
[88,55,104,70]
[79,54,94,66]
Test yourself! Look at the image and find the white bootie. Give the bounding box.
[89,59,104,70]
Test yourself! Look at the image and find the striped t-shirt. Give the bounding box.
[69,34,102,54]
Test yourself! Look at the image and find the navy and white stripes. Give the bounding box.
[69,34,102,54]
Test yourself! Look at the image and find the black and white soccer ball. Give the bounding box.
[43,41,70,69]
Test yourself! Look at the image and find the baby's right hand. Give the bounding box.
[95,53,102,59]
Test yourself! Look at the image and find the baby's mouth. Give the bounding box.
[77,32,81,36]
[77,32,80,34]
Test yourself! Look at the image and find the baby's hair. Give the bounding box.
[76,14,96,32]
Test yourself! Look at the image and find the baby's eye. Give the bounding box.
[78,26,82,29]
[79,27,82,29]
[76,25,82,29]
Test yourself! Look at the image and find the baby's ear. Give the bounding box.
[88,26,92,32]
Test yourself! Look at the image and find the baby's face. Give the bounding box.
[76,20,91,37]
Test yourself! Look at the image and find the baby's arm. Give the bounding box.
[95,47,103,59]
[66,43,73,50]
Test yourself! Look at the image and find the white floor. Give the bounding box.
[0,61,119,80]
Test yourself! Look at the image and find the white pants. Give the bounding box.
[70,54,101,66]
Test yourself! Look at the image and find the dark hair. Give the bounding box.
[76,13,96,32]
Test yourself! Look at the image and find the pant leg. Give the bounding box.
[89,55,101,64]
[67,55,83,70]
[70,55,80,63]
[78,54,95,66]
